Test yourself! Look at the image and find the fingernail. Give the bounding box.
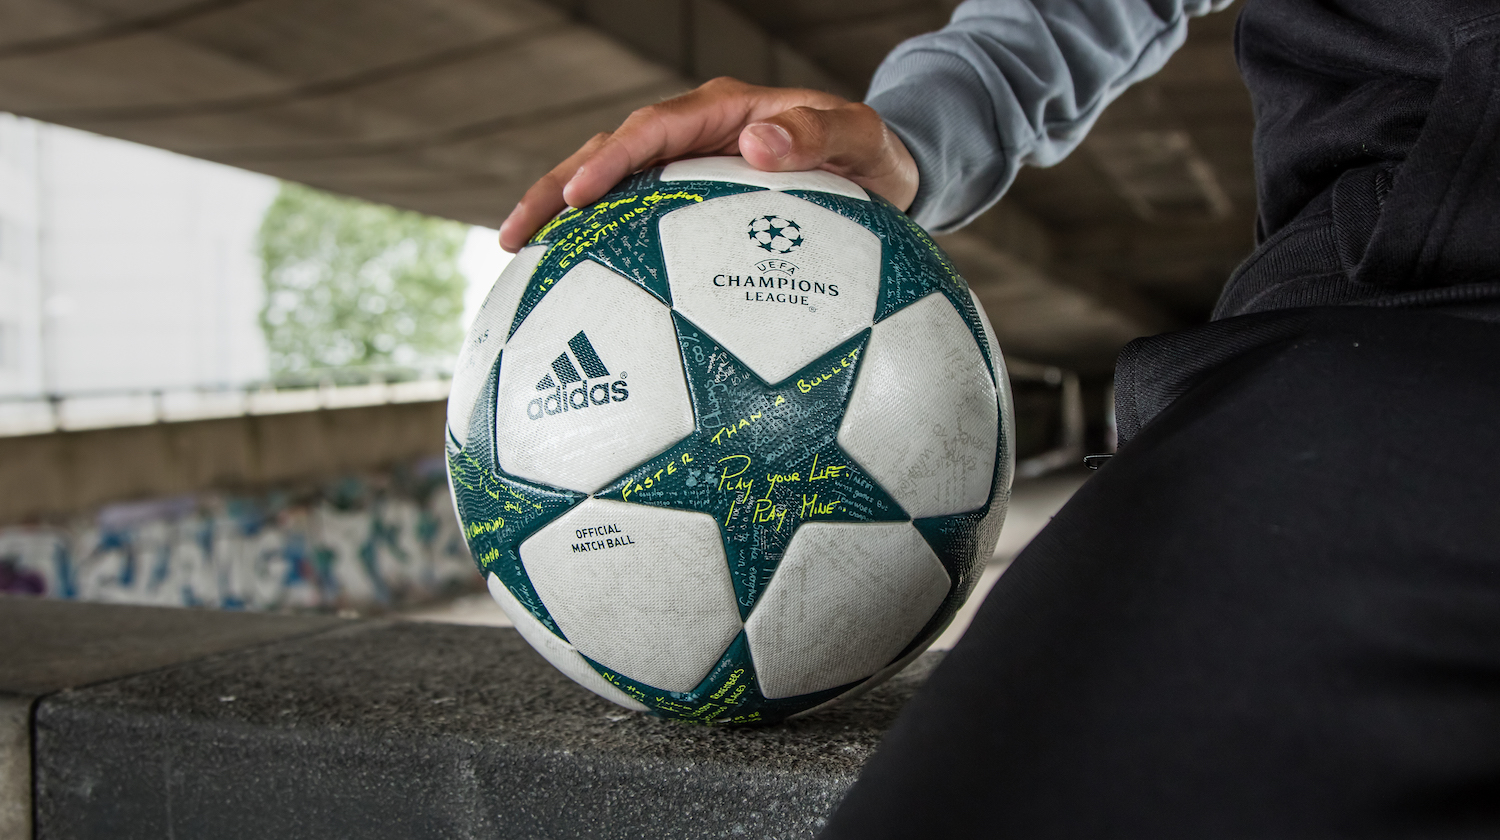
[746,123,792,160]
[498,206,517,234]
[562,167,587,207]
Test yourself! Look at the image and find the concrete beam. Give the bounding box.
[940,231,1173,374]
[940,201,1181,372]
[0,0,856,227]
[1083,85,1235,224]
[0,0,1252,366]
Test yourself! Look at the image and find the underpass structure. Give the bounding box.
[0,0,1256,373]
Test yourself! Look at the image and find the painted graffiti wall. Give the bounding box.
[0,457,481,612]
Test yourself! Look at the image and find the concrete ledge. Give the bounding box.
[0,597,344,840]
[0,400,446,523]
[7,599,931,839]
[1,694,31,839]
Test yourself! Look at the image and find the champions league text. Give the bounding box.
[713,274,839,307]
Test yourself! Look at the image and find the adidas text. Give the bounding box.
[526,330,629,421]
[527,380,628,420]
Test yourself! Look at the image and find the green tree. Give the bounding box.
[257,182,467,381]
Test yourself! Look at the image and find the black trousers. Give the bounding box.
[822,307,1500,838]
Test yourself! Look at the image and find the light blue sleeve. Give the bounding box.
[866,0,1232,233]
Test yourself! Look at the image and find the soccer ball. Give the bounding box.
[447,157,1012,724]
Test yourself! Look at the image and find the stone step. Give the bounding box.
[4,597,933,839]
[0,596,343,840]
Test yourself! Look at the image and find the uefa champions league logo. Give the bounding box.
[748,215,804,254]
[714,214,837,304]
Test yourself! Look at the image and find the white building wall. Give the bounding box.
[0,114,277,400]
[0,114,43,398]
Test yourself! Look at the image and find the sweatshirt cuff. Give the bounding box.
[866,48,1015,234]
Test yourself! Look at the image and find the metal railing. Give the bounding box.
[0,369,451,437]
[1007,359,1090,480]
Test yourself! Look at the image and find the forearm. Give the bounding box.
[868,0,1229,233]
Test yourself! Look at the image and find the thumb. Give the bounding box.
[738,102,917,209]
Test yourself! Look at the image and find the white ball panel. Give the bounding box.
[746,521,950,699]
[448,245,544,444]
[662,191,880,384]
[519,499,742,693]
[660,156,869,201]
[486,573,648,711]
[966,287,1005,384]
[838,293,999,518]
[967,286,1016,502]
[495,260,693,493]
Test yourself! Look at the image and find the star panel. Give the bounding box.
[788,190,1005,389]
[838,292,1001,519]
[447,243,544,444]
[514,171,764,337]
[446,352,585,638]
[494,259,694,495]
[595,314,909,621]
[485,573,648,711]
[518,499,742,693]
[660,190,883,385]
[583,631,852,725]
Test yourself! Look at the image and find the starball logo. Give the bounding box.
[748,215,804,254]
[710,215,839,307]
[526,331,628,421]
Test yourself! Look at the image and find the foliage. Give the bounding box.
[257,182,467,379]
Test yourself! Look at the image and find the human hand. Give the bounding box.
[498,77,918,252]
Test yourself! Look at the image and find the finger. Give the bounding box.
[503,79,859,250]
[560,79,753,208]
[499,132,611,252]
[560,78,851,208]
[559,111,676,209]
[739,102,919,210]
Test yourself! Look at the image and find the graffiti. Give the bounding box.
[0,457,481,612]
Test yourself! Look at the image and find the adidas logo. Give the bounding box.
[526,331,628,420]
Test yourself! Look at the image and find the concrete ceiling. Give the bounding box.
[0,0,1255,372]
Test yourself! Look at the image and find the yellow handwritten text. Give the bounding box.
[464,517,505,539]
[642,189,705,206]
[797,348,861,394]
[552,196,643,269]
[899,213,963,286]
[620,452,695,502]
[710,395,786,445]
[800,492,842,517]
[808,452,846,481]
[449,450,543,512]
[718,455,756,525]
[708,668,747,701]
[751,498,789,531]
[763,471,800,497]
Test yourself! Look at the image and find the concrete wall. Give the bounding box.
[0,400,480,611]
[0,113,276,401]
[0,400,447,523]
[0,462,477,611]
